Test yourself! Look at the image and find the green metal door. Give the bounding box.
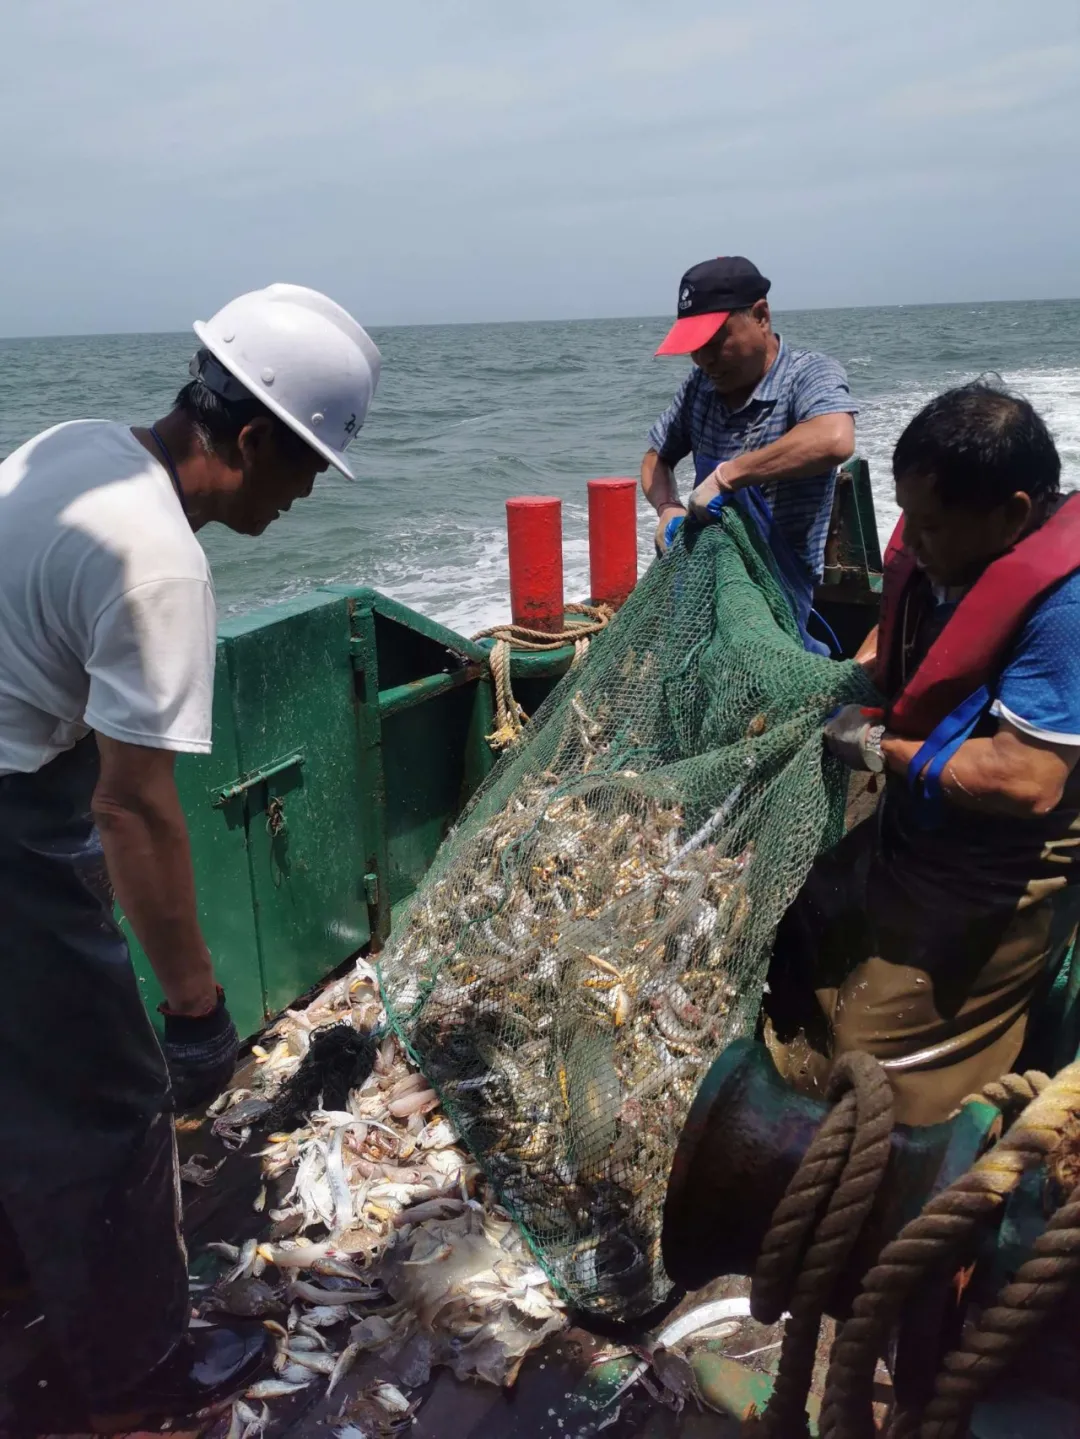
[221,593,372,1018]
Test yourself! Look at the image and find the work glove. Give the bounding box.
[823,705,886,773]
[159,987,240,1113]
[655,506,687,554]
[687,464,735,524]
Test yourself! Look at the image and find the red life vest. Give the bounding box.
[878,493,1080,739]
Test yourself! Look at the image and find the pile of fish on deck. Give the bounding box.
[198,961,567,1436]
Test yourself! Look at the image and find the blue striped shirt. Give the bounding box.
[648,337,857,579]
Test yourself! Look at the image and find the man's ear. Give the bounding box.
[1000,490,1033,548]
[753,299,771,328]
[236,415,276,470]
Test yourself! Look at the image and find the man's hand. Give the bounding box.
[688,463,736,522]
[93,735,218,1015]
[159,987,240,1111]
[642,450,687,555]
[654,503,687,553]
[824,705,886,772]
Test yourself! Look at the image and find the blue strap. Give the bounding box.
[906,684,992,828]
[692,462,831,656]
[150,423,189,517]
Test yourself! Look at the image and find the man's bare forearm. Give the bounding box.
[93,739,217,1015]
[854,622,879,672]
[722,414,855,489]
[881,723,1078,818]
[641,449,684,515]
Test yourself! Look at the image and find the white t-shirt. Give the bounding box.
[0,420,216,776]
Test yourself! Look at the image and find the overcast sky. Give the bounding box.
[1,0,1077,336]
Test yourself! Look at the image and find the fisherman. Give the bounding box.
[768,382,1080,1124]
[642,256,858,653]
[0,284,380,1426]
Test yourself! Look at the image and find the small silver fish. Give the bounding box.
[245,1377,312,1398]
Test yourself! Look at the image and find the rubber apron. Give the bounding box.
[693,454,831,657]
[0,736,188,1402]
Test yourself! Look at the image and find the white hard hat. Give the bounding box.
[192,283,381,479]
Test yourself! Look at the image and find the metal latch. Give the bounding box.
[212,751,304,808]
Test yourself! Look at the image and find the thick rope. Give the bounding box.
[743,1053,894,1438]
[959,1070,1050,1125]
[473,603,613,751]
[913,1184,1080,1439]
[819,1057,1080,1439]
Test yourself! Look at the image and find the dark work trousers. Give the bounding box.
[0,737,188,1405]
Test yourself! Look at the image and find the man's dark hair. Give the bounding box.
[892,380,1061,510]
[174,374,275,455]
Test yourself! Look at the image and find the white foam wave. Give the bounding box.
[861,365,1080,544]
[375,500,660,638]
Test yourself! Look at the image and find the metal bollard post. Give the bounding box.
[506,496,564,633]
[588,477,638,608]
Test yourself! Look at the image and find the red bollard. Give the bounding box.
[588,477,638,608]
[506,496,564,633]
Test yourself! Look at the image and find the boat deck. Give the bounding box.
[2,1073,776,1439]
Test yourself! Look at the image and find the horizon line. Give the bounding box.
[1,293,1078,344]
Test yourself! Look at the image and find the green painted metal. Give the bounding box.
[126,585,515,1037]
[691,1350,792,1429]
[378,663,487,719]
[350,590,500,915]
[212,750,304,806]
[224,592,371,1019]
[826,456,884,577]
[812,457,884,655]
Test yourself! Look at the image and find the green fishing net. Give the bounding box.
[378,508,876,1322]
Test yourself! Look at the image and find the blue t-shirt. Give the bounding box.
[990,569,1080,743]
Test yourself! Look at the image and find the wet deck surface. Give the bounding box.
[0,1081,777,1438]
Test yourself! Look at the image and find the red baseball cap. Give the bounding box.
[655,256,771,356]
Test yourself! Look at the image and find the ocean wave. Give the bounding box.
[6,308,1080,636]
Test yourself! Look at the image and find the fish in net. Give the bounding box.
[378,506,877,1322]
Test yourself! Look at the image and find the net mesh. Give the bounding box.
[378,509,876,1322]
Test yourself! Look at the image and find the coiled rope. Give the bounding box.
[733,1061,1080,1437]
[472,603,613,750]
[743,1052,894,1438]
[818,1057,1080,1439]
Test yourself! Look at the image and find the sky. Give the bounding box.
[1,0,1078,337]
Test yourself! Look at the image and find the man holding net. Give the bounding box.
[769,382,1080,1124]
[642,256,857,653]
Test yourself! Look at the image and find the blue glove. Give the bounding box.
[686,487,732,527]
[663,513,686,548]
